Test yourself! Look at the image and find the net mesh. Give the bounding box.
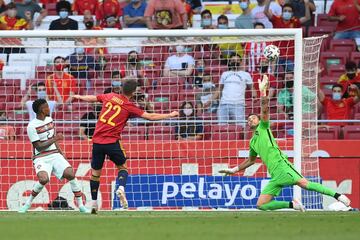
[0,33,324,210]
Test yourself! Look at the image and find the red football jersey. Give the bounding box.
[92,93,144,144]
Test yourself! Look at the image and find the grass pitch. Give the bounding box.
[1,211,359,240]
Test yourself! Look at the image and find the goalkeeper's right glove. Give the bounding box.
[258,74,269,97]
[218,166,240,176]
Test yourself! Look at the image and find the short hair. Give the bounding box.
[53,56,65,63]
[254,22,265,28]
[6,2,16,10]
[217,15,228,23]
[56,0,71,13]
[345,61,357,71]
[332,84,343,91]
[37,82,46,88]
[282,4,294,11]
[122,79,138,96]
[32,98,47,114]
[247,113,260,119]
[201,9,212,18]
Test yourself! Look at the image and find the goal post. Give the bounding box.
[0,29,325,210]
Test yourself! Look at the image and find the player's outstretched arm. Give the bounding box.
[259,74,270,122]
[141,111,179,121]
[219,156,257,176]
[32,133,64,152]
[73,95,98,102]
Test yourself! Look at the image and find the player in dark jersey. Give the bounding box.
[219,75,351,211]
[74,79,178,213]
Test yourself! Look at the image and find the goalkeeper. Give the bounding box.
[219,75,351,211]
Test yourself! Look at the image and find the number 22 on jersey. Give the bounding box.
[99,102,122,126]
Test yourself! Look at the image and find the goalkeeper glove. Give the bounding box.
[218,166,240,176]
[258,74,269,97]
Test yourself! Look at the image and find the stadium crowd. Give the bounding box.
[0,0,360,141]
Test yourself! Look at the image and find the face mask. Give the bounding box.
[347,73,356,79]
[112,81,122,87]
[202,19,212,27]
[55,64,64,71]
[202,82,214,90]
[37,90,47,99]
[85,21,94,29]
[59,11,68,19]
[8,9,17,18]
[183,108,193,116]
[176,46,185,53]
[332,92,342,101]
[282,12,293,21]
[128,57,137,64]
[218,24,228,29]
[76,47,84,54]
[240,2,248,10]
[196,66,204,72]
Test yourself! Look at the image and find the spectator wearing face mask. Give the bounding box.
[72,0,98,15]
[21,82,57,121]
[175,101,204,140]
[200,9,215,29]
[46,56,77,107]
[196,75,219,114]
[338,61,360,96]
[104,70,125,94]
[251,0,282,28]
[163,45,195,77]
[318,83,360,126]
[235,0,253,29]
[217,53,255,126]
[126,50,148,87]
[96,0,122,28]
[123,0,147,28]
[193,59,206,89]
[0,2,33,30]
[16,0,47,27]
[49,1,78,30]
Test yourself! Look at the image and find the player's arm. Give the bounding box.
[55,141,65,156]
[32,133,63,152]
[141,111,179,121]
[73,95,98,102]
[259,74,270,122]
[219,155,257,175]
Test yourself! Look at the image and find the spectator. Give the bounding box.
[0,2,33,30]
[104,71,124,94]
[235,0,253,29]
[49,1,78,30]
[196,75,219,114]
[0,111,15,141]
[193,59,205,89]
[182,0,202,27]
[277,72,316,119]
[81,14,108,58]
[175,101,204,140]
[251,0,282,28]
[96,0,122,28]
[66,46,99,88]
[163,45,195,77]
[21,82,57,120]
[338,61,360,95]
[214,15,244,61]
[264,0,310,73]
[16,0,47,27]
[126,50,148,87]
[79,104,102,140]
[318,83,360,126]
[133,86,154,113]
[145,0,187,29]
[328,0,360,40]
[72,0,98,15]
[0,0,6,14]
[200,9,215,29]
[123,0,147,28]
[46,56,77,108]
[217,53,254,125]
[288,0,316,27]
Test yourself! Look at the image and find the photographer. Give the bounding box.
[134,87,154,113]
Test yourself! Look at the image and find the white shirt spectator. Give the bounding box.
[220,71,253,105]
[251,2,282,28]
[26,100,56,120]
[164,54,195,70]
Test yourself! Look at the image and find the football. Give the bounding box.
[263,45,280,61]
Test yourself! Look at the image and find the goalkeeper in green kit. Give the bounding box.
[219,75,351,211]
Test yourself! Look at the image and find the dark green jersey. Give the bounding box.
[249,120,288,176]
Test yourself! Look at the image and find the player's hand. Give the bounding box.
[219,166,240,176]
[258,74,269,96]
[55,133,64,141]
[169,111,179,117]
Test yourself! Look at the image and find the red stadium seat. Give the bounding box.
[45,3,57,15]
[0,79,21,87]
[343,126,360,139]
[153,101,169,113]
[327,65,345,78]
[329,39,356,53]
[308,26,336,37]
[350,52,360,65]
[316,14,338,28]
[320,52,349,69]
[0,87,15,102]
[121,126,147,141]
[320,76,339,86]
[147,126,174,140]
[210,124,244,140]
[318,126,340,139]
[158,77,186,86]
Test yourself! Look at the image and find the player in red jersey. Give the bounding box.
[74,79,178,213]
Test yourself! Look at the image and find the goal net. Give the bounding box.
[0,30,324,211]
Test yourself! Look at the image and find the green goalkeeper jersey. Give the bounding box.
[249,120,289,176]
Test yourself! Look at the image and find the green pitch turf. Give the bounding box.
[1,211,359,240]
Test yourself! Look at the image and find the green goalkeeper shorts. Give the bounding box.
[261,162,304,196]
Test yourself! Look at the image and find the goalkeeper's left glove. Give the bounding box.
[218,166,240,176]
[258,74,269,97]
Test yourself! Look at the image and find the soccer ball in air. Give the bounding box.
[263,45,280,61]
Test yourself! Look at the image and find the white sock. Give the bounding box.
[69,178,84,207]
[118,186,125,192]
[92,200,98,208]
[25,182,44,205]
